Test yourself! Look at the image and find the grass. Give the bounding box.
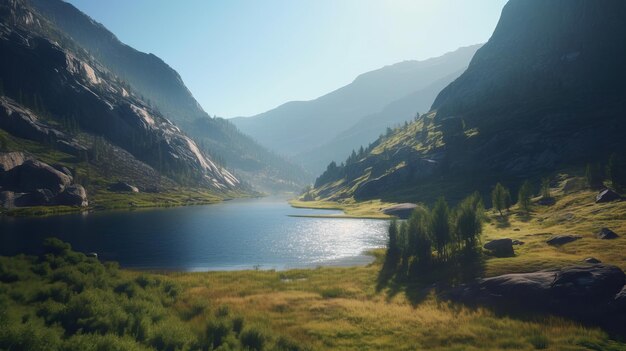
[289,198,394,219]
[2,177,626,350]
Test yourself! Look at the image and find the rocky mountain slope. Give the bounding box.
[0,0,241,209]
[27,0,310,192]
[310,0,626,204]
[232,46,480,172]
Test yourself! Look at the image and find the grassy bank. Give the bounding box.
[289,198,394,219]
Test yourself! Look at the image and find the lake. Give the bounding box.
[0,197,389,271]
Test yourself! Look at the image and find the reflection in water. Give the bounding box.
[0,197,389,271]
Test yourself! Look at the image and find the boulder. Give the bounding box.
[14,189,54,207]
[512,239,525,245]
[55,184,88,207]
[562,177,586,194]
[108,181,139,193]
[0,152,28,172]
[613,286,626,311]
[483,238,514,256]
[0,190,18,208]
[547,235,582,246]
[596,189,621,203]
[584,257,602,264]
[11,160,71,194]
[596,228,618,240]
[52,164,73,179]
[452,265,625,308]
[86,252,98,259]
[382,203,418,219]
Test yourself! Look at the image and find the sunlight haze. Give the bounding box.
[65,0,508,117]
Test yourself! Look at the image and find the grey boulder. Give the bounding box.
[596,228,618,240]
[55,184,88,207]
[483,238,514,256]
[547,235,582,246]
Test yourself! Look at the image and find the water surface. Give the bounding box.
[0,197,388,271]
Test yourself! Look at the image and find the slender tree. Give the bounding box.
[385,220,400,268]
[431,197,451,261]
[541,178,552,199]
[491,183,508,216]
[407,206,432,268]
[607,153,625,192]
[455,194,484,250]
[517,181,533,213]
[585,163,603,189]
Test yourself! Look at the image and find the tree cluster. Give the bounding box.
[384,193,484,275]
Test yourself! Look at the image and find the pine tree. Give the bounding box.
[541,178,552,199]
[517,181,533,213]
[607,153,626,192]
[585,163,603,189]
[491,183,508,216]
[385,220,400,268]
[431,197,451,261]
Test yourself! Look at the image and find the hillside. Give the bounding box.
[232,46,480,170]
[28,0,310,192]
[0,0,243,212]
[309,0,626,205]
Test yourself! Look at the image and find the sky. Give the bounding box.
[65,0,508,118]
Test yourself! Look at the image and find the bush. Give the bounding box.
[240,327,267,351]
[206,320,232,349]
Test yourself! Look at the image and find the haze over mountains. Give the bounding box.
[309,0,626,204]
[232,45,480,173]
[27,0,310,192]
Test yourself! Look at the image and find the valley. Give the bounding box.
[1,0,626,349]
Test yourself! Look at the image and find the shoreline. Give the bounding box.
[289,198,395,219]
[124,249,384,274]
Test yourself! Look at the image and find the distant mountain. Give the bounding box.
[310,0,626,204]
[297,69,466,173]
[28,0,310,192]
[0,0,238,192]
[232,46,480,168]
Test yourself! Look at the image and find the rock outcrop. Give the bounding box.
[56,184,88,207]
[447,265,626,331]
[382,203,418,219]
[109,181,139,193]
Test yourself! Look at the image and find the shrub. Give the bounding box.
[240,327,267,351]
[205,320,231,349]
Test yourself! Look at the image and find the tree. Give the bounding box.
[455,195,483,250]
[384,220,400,268]
[431,197,451,261]
[607,153,626,192]
[517,181,533,213]
[503,188,512,211]
[585,163,604,189]
[491,183,508,216]
[541,178,551,199]
[407,206,432,268]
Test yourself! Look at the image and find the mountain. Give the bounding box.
[309,0,626,205]
[231,46,480,167]
[297,69,466,173]
[0,0,240,202]
[28,0,310,192]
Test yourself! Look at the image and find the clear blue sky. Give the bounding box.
[65,0,508,118]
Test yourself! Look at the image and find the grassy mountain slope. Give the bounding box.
[232,46,480,162]
[28,0,310,192]
[309,0,626,205]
